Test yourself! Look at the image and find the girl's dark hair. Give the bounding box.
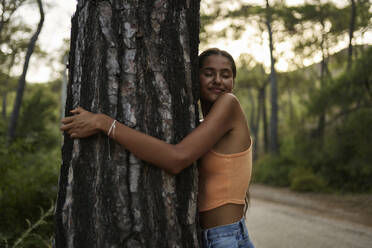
[199,48,236,79]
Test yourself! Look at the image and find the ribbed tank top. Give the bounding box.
[198,140,253,212]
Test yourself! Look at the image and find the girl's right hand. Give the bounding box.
[60,107,101,138]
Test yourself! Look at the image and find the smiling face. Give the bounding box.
[199,54,235,104]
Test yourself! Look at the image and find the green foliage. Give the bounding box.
[0,137,59,245]
[253,155,293,187]
[320,109,372,192]
[289,167,327,192]
[253,48,372,192]
[0,83,61,247]
[16,86,60,148]
[308,47,372,116]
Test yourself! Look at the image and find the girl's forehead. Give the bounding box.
[201,55,232,69]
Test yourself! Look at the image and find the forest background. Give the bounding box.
[0,0,371,247]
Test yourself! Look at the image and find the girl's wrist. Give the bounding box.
[96,114,113,134]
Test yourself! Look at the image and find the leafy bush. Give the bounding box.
[0,84,61,246]
[0,138,59,244]
[319,109,372,192]
[289,167,327,192]
[252,155,293,187]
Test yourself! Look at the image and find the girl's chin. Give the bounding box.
[201,96,218,104]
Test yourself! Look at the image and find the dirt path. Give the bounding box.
[245,184,372,248]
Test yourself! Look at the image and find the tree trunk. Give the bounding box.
[7,0,44,142]
[287,88,294,125]
[265,0,279,154]
[259,65,269,154]
[2,92,6,120]
[247,88,256,133]
[347,0,356,70]
[55,1,200,247]
[261,85,269,154]
[317,18,327,139]
[247,88,258,159]
[253,88,262,159]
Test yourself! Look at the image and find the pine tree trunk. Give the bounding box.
[287,88,294,124]
[265,0,279,154]
[55,1,200,247]
[247,88,258,159]
[317,18,327,139]
[261,86,269,154]
[253,89,261,159]
[7,0,44,142]
[2,92,6,120]
[347,0,356,70]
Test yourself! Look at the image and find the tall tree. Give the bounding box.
[265,0,279,154]
[347,0,356,70]
[1,50,17,120]
[235,60,269,157]
[280,1,349,138]
[55,1,200,247]
[7,0,44,142]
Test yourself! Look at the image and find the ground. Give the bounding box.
[246,184,372,248]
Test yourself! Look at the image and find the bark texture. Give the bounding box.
[55,0,200,247]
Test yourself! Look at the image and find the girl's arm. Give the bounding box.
[61,93,240,174]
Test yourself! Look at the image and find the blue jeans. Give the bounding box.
[201,217,255,248]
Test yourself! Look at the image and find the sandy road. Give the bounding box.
[245,198,372,248]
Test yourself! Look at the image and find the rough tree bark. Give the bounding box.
[55,1,200,247]
[265,0,279,154]
[7,0,44,142]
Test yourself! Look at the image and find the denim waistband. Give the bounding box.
[202,217,248,240]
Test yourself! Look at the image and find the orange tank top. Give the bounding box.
[198,140,253,212]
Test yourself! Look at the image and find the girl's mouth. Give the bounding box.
[210,88,224,94]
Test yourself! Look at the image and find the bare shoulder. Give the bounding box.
[205,93,243,124]
[215,93,247,125]
[214,93,240,110]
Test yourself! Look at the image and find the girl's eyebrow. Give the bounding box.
[202,67,232,72]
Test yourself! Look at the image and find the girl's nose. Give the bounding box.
[214,74,222,85]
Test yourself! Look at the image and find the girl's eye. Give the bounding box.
[222,74,231,78]
[204,72,213,77]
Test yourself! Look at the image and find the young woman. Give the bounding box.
[61,48,255,248]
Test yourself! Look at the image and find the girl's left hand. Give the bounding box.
[60,107,100,138]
